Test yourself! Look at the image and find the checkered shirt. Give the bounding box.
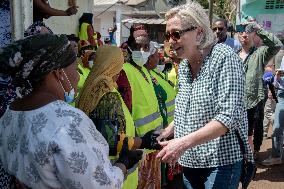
[175,43,253,168]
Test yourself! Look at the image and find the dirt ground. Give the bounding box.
[248,133,284,189]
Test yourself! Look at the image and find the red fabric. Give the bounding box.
[117,70,132,113]
[97,39,103,46]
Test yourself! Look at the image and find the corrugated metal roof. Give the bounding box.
[125,0,146,5]
[93,0,144,6]
[122,18,166,25]
[93,0,119,6]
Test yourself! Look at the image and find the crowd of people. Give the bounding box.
[0,0,284,189]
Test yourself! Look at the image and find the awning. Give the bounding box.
[125,0,147,5]
[94,0,119,6]
[122,18,166,25]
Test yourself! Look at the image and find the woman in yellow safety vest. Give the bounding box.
[145,41,184,189]
[76,45,161,189]
[69,40,94,107]
[117,24,163,189]
[78,13,97,49]
[145,41,176,129]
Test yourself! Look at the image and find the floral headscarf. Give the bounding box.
[0,33,76,95]
[24,21,53,37]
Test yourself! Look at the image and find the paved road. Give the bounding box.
[248,135,284,189]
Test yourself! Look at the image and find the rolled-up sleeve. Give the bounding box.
[212,50,246,131]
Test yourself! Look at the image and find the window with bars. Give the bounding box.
[265,0,284,9]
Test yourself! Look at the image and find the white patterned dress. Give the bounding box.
[0,100,124,189]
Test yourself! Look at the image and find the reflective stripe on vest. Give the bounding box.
[150,70,176,124]
[123,63,163,136]
[166,99,175,119]
[134,111,161,127]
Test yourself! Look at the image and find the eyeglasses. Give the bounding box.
[165,26,197,42]
[212,27,224,32]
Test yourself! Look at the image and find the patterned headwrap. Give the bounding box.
[0,33,76,95]
[76,45,123,116]
[127,24,149,48]
[132,24,148,39]
[24,21,53,37]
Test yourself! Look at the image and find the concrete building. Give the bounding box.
[241,0,284,38]
[45,0,94,35]
[93,0,135,46]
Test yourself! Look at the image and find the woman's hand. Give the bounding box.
[156,137,187,164]
[65,6,78,16]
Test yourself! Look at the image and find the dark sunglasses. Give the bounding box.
[165,26,197,41]
[212,27,224,31]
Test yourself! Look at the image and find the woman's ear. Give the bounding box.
[196,27,204,45]
[196,26,203,36]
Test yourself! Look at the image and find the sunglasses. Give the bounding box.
[212,27,224,32]
[165,26,197,41]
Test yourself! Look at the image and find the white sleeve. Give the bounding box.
[52,110,124,189]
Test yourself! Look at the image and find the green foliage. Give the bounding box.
[195,0,209,9]
[194,0,238,24]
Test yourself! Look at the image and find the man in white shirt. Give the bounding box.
[213,19,241,52]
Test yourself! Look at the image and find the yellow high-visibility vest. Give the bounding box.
[150,70,176,124]
[112,88,138,189]
[78,23,89,41]
[78,23,98,49]
[70,63,90,107]
[167,67,178,90]
[123,63,163,136]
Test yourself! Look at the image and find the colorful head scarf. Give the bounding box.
[127,24,149,48]
[24,21,53,37]
[76,45,124,115]
[0,33,76,95]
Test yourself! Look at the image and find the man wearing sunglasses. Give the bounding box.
[212,18,241,52]
[237,22,282,163]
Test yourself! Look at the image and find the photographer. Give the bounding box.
[262,56,284,165]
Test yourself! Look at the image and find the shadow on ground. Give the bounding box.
[252,146,284,183]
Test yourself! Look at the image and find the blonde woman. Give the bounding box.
[156,1,253,189]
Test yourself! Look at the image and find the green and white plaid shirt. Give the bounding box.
[175,44,253,168]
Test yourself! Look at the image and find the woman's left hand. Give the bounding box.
[156,138,187,164]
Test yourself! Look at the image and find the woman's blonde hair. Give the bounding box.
[165,1,216,50]
[76,45,124,116]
